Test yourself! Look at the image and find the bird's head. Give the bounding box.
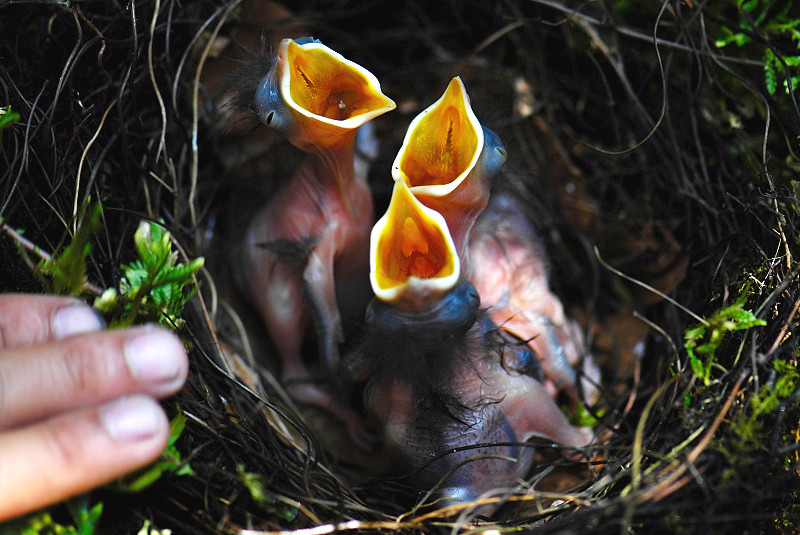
[365,277,480,345]
[254,37,396,153]
[369,180,461,312]
[391,77,507,223]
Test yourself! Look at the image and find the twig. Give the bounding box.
[0,219,104,296]
[148,0,169,167]
[594,246,708,325]
[635,372,744,503]
[1,218,52,262]
[73,98,118,233]
[525,0,762,66]
[187,2,243,229]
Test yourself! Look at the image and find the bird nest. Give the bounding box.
[2,0,799,533]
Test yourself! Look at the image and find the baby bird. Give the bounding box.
[349,78,593,509]
[468,190,588,401]
[359,171,590,511]
[390,76,587,401]
[391,77,507,265]
[240,37,395,437]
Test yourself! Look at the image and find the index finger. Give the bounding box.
[0,294,105,350]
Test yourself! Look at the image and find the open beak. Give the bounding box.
[370,180,460,311]
[255,37,396,152]
[391,77,507,251]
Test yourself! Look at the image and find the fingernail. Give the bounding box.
[124,327,186,390]
[52,304,105,340]
[100,396,164,442]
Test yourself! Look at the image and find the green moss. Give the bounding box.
[116,407,194,492]
[0,105,19,140]
[717,357,799,482]
[237,465,299,522]
[683,288,767,385]
[565,401,605,428]
[713,1,800,96]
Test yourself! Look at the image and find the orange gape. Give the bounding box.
[370,180,459,311]
[391,77,506,260]
[274,39,396,155]
[397,101,479,187]
[286,45,387,121]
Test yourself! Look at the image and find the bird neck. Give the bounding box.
[309,132,363,218]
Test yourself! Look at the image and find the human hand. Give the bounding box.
[0,294,189,521]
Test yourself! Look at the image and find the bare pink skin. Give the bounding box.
[468,192,585,401]
[242,139,373,443]
[368,318,591,510]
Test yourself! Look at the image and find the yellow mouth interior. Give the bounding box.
[286,41,390,121]
[397,79,480,187]
[374,184,456,290]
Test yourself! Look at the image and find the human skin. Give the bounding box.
[0,294,189,521]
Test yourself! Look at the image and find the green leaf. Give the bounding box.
[0,105,20,135]
[94,220,203,329]
[714,26,751,48]
[740,0,758,12]
[0,497,103,535]
[237,465,299,522]
[695,342,718,355]
[65,497,103,535]
[168,407,187,444]
[683,287,766,385]
[565,401,603,427]
[117,409,193,492]
[689,352,705,378]
[38,203,103,296]
[133,221,168,269]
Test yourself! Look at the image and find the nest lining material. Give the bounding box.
[1,0,799,533]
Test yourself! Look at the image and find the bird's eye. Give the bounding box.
[468,286,479,303]
[265,111,275,126]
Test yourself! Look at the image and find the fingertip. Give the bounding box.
[123,327,189,397]
[99,395,169,446]
[0,396,171,522]
[51,303,105,340]
[0,294,104,349]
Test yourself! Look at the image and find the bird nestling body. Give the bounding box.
[239,37,395,439]
[363,310,591,508]
[359,167,590,510]
[389,76,588,403]
[468,190,590,402]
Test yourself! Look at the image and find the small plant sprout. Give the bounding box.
[94,220,204,328]
[136,520,172,535]
[0,105,19,140]
[713,1,800,96]
[37,203,104,297]
[118,408,194,492]
[5,496,103,535]
[684,291,767,385]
